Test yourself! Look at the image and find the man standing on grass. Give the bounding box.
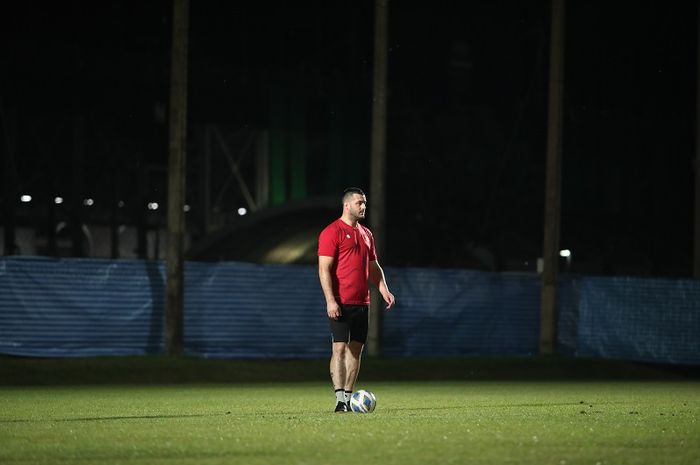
[318,187,395,413]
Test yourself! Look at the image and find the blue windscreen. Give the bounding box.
[1,257,698,364]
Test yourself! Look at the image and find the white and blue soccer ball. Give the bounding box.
[349,389,377,413]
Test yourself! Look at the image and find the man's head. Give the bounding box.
[342,187,367,222]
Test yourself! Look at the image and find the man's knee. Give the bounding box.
[332,342,348,357]
[348,341,364,358]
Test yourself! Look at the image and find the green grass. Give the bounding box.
[1,357,699,464]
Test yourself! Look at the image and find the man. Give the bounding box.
[318,187,395,413]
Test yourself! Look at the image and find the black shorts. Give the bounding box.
[329,304,369,344]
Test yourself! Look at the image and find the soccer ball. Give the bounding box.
[349,389,376,413]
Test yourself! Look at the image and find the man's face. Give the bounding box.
[346,194,367,220]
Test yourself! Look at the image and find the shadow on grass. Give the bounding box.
[0,413,230,423]
[1,355,698,387]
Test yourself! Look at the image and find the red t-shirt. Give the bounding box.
[318,218,377,305]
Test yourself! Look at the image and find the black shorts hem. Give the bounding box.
[329,304,369,344]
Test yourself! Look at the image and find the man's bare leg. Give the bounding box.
[331,342,349,411]
[344,341,364,396]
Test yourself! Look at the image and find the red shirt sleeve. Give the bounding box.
[366,228,378,262]
[318,224,338,257]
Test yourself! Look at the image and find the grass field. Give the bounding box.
[1,357,699,465]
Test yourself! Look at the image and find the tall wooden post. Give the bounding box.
[368,0,389,357]
[0,96,18,255]
[165,0,189,356]
[694,0,700,279]
[540,0,566,354]
[71,114,85,257]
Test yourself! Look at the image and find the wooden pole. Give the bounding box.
[540,0,565,355]
[165,0,189,356]
[368,0,389,357]
[71,114,85,257]
[694,0,700,278]
[0,96,18,255]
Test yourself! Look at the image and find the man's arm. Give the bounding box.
[319,255,341,319]
[369,260,395,309]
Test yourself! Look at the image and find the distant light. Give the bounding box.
[147,202,159,211]
[20,195,32,203]
[117,200,125,208]
[183,204,191,212]
[559,249,571,258]
[83,198,94,206]
[54,197,64,205]
[237,207,247,216]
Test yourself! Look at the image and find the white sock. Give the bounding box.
[344,390,352,403]
[335,389,345,403]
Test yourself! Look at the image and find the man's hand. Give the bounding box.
[381,289,395,310]
[319,256,340,319]
[327,301,342,320]
[369,260,395,310]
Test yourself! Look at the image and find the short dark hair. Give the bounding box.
[342,187,365,203]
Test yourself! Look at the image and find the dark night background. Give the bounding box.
[1,1,697,276]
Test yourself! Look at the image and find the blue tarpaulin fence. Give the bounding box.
[556,276,700,365]
[382,268,541,357]
[0,257,164,357]
[1,257,698,364]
